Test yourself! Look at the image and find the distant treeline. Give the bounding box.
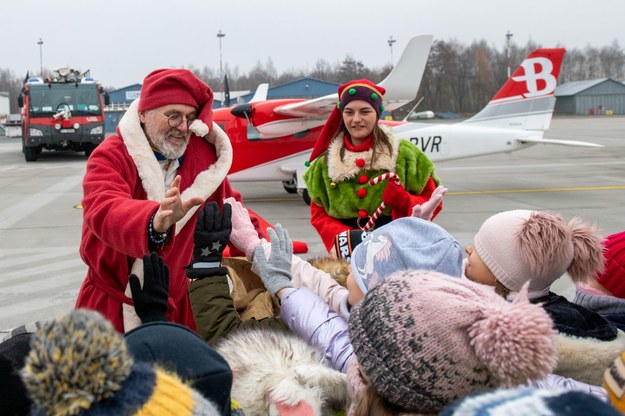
[1,39,623,115]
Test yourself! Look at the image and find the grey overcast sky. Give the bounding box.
[3,0,624,89]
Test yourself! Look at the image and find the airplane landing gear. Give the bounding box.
[301,189,311,205]
[282,178,298,194]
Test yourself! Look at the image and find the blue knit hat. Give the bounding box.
[21,309,220,415]
[439,387,620,416]
[125,321,233,416]
[350,217,463,294]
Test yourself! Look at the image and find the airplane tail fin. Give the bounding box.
[380,34,433,112]
[464,48,566,131]
[249,83,269,103]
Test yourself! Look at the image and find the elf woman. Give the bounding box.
[303,79,445,257]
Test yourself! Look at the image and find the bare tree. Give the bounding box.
[5,37,622,117]
[337,55,370,82]
[0,69,24,113]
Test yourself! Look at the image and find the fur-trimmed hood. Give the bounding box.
[216,328,348,415]
[553,329,625,386]
[327,125,400,183]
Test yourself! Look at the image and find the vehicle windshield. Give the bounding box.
[28,84,101,116]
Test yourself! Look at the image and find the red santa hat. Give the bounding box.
[138,68,214,137]
[308,79,386,163]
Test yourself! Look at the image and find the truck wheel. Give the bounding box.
[24,147,39,162]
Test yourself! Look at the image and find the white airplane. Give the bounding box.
[214,35,601,203]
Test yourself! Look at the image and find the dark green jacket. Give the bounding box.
[189,275,286,345]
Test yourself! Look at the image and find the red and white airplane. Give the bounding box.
[214,35,601,203]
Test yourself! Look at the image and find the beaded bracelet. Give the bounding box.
[148,211,170,245]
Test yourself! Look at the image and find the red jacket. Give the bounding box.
[76,132,255,332]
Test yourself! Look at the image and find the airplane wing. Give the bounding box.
[517,136,604,148]
[273,34,433,118]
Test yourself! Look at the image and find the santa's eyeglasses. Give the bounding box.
[157,112,197,128]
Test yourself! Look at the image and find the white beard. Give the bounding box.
[146,124,190,159]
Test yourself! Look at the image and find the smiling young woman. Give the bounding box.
[303,79,445,258]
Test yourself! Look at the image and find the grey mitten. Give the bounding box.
[253,224,293,297]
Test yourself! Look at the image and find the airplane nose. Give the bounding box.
[231,104,252,119]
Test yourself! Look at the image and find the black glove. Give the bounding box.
[129,252,169,323]
[186,202,232,279]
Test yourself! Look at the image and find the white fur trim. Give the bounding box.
[122,261,144,332]
[216,328,349,415]
[270,364,348,415]
[189,119,210,138]
[119,99,233,332]
[553,329,625,385]
[327,126,400,182]
[118,99,167,202]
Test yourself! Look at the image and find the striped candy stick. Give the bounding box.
[362,172,401,231]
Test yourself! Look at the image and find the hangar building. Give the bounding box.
[555,78,625,115]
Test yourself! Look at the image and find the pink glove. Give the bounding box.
[411,185,447,221]
[224,197,263,260]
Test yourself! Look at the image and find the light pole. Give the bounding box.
[387,36,396,66]
[37,37,44,77]
[506,30,513,78]
[217,30,226,103]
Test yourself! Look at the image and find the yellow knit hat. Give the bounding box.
[21,309,219,416]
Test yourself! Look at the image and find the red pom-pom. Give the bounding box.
[358,209,368,218]
[357,188,367,198]
[359,174,368,184]
[355,158,365,168]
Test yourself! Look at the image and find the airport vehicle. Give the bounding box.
[214,37,600,204]
[18,68,109,162]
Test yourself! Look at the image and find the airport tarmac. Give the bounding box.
[0,115,623,332]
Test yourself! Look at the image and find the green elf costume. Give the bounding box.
[303,79,442,256]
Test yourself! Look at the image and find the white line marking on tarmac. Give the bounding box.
[0,175,83,229]
[437,160,625,171]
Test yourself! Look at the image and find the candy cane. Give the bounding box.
[368,172,400,186]
[362,172,401,231]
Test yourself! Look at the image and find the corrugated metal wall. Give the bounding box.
[575,94,625,115]
[556,79,625,115]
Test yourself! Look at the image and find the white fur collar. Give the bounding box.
[326,126,400,182]
[118,99,233,233]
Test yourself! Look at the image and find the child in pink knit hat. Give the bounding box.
[464,209,625,386]
[226,207,606,410]
[347,270,557,415]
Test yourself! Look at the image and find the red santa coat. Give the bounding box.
[76,100,256,333]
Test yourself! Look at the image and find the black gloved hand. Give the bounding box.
[186,201,232,279]
[129,252,169,323]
